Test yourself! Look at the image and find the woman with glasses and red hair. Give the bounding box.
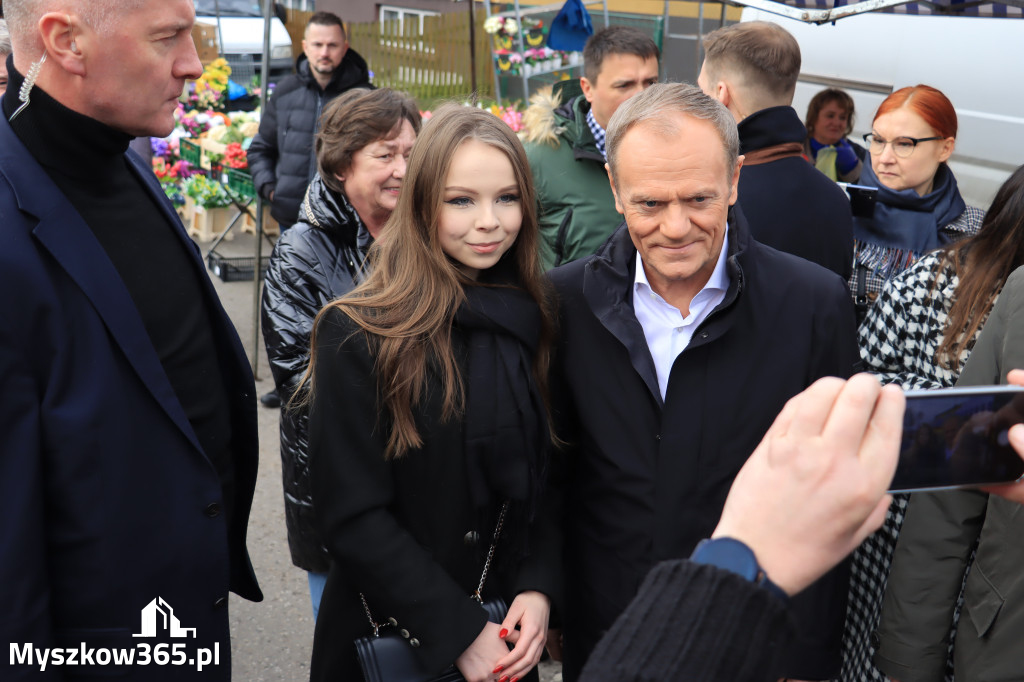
[850,84,985,305]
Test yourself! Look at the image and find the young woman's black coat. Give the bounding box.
[307,308,559,680]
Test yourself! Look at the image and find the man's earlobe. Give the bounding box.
[580,77,594,102]
[37,12,86,75]
[717,82,731,108]
[606,166,624,216]
[729,154,744,205]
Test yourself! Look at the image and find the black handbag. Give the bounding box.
[355,502,510,682]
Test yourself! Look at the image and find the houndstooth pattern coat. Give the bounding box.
[843,239,988,682]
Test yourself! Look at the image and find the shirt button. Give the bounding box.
[205,503,221,518]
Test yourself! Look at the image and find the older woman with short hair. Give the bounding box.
[260,87,420,619]
[804,87,864,182]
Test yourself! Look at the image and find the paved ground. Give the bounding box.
[202,226,560,681]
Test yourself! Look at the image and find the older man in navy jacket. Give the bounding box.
[0,1,261,680]
[549,83,858,681]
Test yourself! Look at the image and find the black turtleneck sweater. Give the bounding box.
[4,64,235,516]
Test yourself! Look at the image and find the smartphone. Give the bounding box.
[889,386,1024,493]
[839,183,878,219]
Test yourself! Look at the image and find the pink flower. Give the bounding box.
[501,109,523,132]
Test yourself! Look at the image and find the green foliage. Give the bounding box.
[182,174,232,209]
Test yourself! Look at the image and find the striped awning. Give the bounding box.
[731,0,1024,22]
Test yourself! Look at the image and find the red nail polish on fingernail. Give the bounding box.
[493,666,503,674]
[498,676,509,682]
[511,677,519,682]
[498,628,509,638]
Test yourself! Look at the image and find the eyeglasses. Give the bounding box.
[863,133,944,159]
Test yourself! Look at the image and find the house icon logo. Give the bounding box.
[132,597,197,639]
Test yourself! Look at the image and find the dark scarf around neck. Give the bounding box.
[853,161,966,279]
[455,279,549,551]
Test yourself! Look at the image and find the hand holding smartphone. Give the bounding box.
[890,386,1024,492]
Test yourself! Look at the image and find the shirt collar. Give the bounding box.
[586,108,607,160]
[633,229,731,301]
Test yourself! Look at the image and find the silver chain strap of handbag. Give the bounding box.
[360,500,510,637]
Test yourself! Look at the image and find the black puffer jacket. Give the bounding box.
[248,50,372,226]
[261,173,373,572]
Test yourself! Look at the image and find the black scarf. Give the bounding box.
[455,280,548,527]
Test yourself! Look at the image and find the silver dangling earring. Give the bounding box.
[10,52,47,122]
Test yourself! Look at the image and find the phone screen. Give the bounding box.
[891,386,1024,493]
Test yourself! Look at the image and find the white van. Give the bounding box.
[742,7,1024,208]
[196,0,295,83]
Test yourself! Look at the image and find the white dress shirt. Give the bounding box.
[633,233,731,399]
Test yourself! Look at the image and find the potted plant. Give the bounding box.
[182,174,234,241]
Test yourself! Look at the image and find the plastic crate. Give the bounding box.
[180,139,202,166]
[226,168,256,199]
[206,251,270,282]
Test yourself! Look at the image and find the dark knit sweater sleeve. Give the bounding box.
[579,559,794,682]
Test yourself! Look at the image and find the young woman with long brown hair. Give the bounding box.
[845,164,1024,681]
[304,104,558,682]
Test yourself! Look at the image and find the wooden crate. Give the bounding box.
[242,204,280,238]
[184,197,234,242]
[199,138,228,171]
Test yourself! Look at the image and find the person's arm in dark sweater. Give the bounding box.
[581,560,792,682]
[584,374,908,682]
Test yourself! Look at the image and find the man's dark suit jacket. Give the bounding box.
[0,114,261,681]
[549,209,858,681]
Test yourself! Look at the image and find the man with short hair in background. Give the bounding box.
[0,1,261,679]
[698,21,854,281]
[248,11,370,232]
[522,25,659,270]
